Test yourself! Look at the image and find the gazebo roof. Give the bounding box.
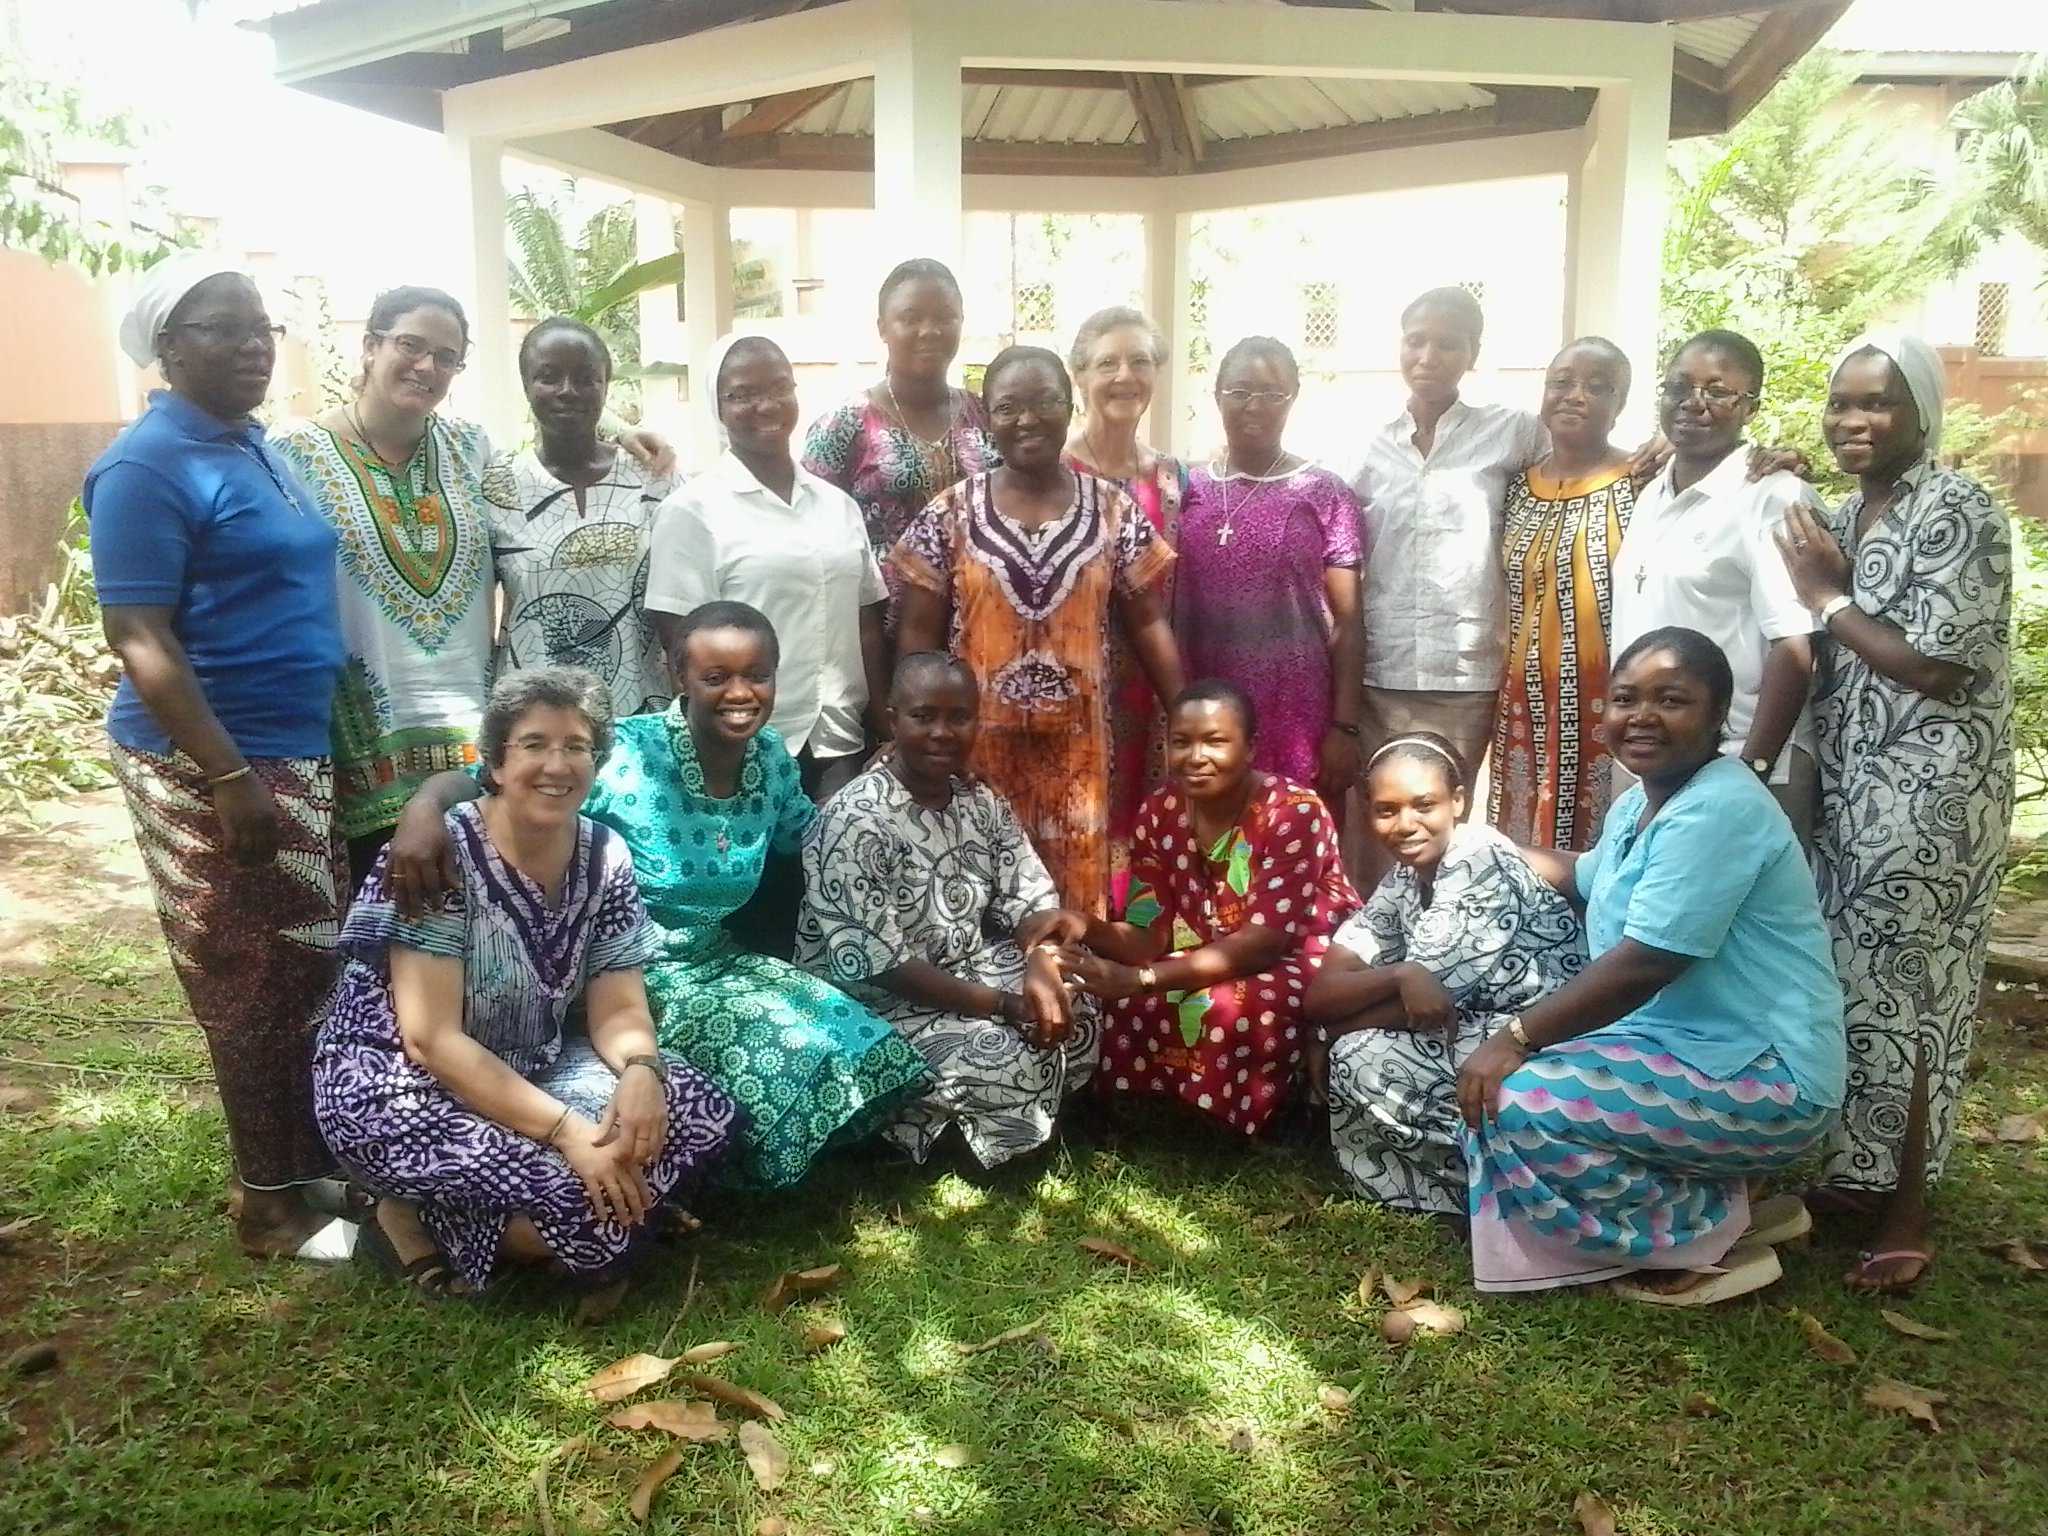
[257,0,1852,176]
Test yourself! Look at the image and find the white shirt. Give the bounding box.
[645,452,886,758]
[1609,447,1823,774]
[1350,399,1547,692]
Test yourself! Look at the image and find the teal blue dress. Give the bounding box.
[583,708,930,1187]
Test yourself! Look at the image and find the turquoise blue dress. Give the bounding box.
[583,708,930,1186]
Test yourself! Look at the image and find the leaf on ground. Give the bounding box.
[1317,1384,1352,1413]
[932,1442,979,1469]
[1994,1110,2047,1143]
[584,1352,678,1403]
[629,1447,684,1523]
[762,1263,845,1313]
[1863,1377,1948,1433]
[1381,1274,1425,1307]
[1225,1425,1258,1454]
[802,1320,847,1353]
[1880,1309,1960,1342]
[957,1312,1052,1356]
[739,1421,790,1490]
[1789,1307,1858,1365]
[0,1215,40,1244]
[1573,1491,1618,1536]
[1401,1301,1465,1335]
[573,1278,630,1327]
[1983,1238,2048,1272]
[755,1520,790,1536]
[1252,1211,1298,1233]
[606,1400,730,1442]
[1078,1236,1146,1268]
[678,1371,787,1422]
[1380,1309,1417,1346]
[1354,1266,1378,1309]
[1682,1392,1724,1418]
[679,1340,741,1366]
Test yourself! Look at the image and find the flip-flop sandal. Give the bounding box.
[1845,1248,1933,1294]
[1745,1193,1812,1247]
[1611,1238,1784,1307]
[356,1212,469,1301]
[1802,1185,1885,1220]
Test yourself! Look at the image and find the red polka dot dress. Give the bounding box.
[1097,774,1360,1135]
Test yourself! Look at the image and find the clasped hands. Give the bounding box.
[553,1063,668,1228]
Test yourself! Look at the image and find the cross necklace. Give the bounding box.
[1214,447,1289,546]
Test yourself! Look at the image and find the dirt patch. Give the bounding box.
[0,789,158,968]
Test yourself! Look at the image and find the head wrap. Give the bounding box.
[703,331,788,446]
[1830,329,1945,457]
[118,251,255,368]
[1366,735,1464,778]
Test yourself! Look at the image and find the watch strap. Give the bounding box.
[624,1052,667,1083]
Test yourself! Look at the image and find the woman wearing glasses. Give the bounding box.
[1609,329,1824,844]
[894,345,1183,916]
[1174,337,1366,816]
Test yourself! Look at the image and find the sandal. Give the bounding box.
[1844,1248,1933,1295]
[1611,1238,1783,1307]
[1802,1185,1884,1220]
[356,1211,470,1301]
[1745,1193,1812,1247]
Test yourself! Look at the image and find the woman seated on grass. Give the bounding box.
[1308,733,1585,1216]
[1058,680,1360,1138]
[797,652,1096,1168]
[1453,626,1845,1304]
[313,668,741,1298]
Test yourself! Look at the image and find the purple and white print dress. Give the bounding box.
[312,800,741,1289]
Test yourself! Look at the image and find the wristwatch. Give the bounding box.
[1506,1016,1533,1052]
[1135,965,1160,992]
[1818,594,1855,628]
[624,1052,668,1084]
[1748,756,1772,777]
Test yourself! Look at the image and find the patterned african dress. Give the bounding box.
[582,710,932,1188]
[1067,452,1188,914]
[483,448,675,720]
[1173,464,1364,786]
[1098,774,1360,1136]
[274,417,496,841]
[1491,465,1634,850]
[797,762,1101,1168]
[1324,823,1586,1213]
[1813,460,2013,1191]
[801,390,998,585]
[312,803,741,1290]
[891,471,1171,918]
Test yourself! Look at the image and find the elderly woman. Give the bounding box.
[802,258,998,586]
[1063,306,1188,910]
[314,668,738,1296]
[1309,734,1585,1214]
[894,345,1184,917]
[1775,332,2013,1294]
[798,653,1096,1167]
[1455,627,1844,1303]
[1062,681,1360,1138]
[483,317,675,720]
[86,253,350,1262]
[392,603,930,1189]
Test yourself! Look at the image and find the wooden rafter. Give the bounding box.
[1670,49,1726,93]
[1124,72,1205,173]
[691,130,1156,176]
[1722,0,1852,119]
[723,82,849,138]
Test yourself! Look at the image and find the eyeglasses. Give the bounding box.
[172,320,285,348]
[1218,388,1295,407]
[719,381,799,408]
[1658,382,1755,411]
[373,330,468,373]
[1090,354,1158,378]
[507,737,595,761]
[1545,376,1620,399]
[989,396,1070,425]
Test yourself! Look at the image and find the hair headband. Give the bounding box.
[1367,735,1463,776]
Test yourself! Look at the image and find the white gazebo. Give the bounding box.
[261,0,1848,458]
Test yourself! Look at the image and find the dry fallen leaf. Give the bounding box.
[762,1263,846,1313]
[678,1372,788,1422]
[1983,1238,2048,1272]
[1317,1384,1352,1414]
[1789,1308,1858,1366]
[1353,1266,1378,1309]
[1226,1425,1258,1454]
[1252,1211,1299,1234]
[932,1442,979,1469]
[1681,1392,1724,1418]
[1864,1377,1948,1433]
[1401,1301,1466,1335]
[739,1421,790,1490]
[584,1352,678,1403]
[1380,1274,1425,1307]
[629,1448,684,1523]
[802,1319,848,1353]
[957,1312,1052,1356]
[1380,1309,1417,1346]
[755,1520,790,1536]
[1573,1490,1618,1536]
[606,1400,730,1442]
[1077,1236,1145,1268]
[0,1215,40,1245]
[1994,1110,2047,1143]
[679,1340,741,1366]
[1880,1309,1960,1343]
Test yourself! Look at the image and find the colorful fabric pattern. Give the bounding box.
[801,391,998,578]
[1813,461,2014,1189]
[273,417,496,839]
[1325,823,1587,1212]
[483,448,675,720]
[110,743,345,1189]
[1098,775,1360,1135]
[1172,464,1364,786]
[892,470,1171,917]
[1491,465,1634,850]
[312,806,739,1289]
[582,710,932,1188]
[797,762,1100,1167]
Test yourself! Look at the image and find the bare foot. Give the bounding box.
[1845,1191,1933,1293]
[1631,1268,1713,1297]
[235,1187,331,1260]
[376,1198,439,1268]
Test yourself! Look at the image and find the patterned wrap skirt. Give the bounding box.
[110,743,346,1189]
[1467,1034,1836,1292]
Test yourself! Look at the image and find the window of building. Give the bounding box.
[1976,282,2011,356]
[1301,280,1340,352]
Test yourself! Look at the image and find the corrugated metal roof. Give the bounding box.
[1823,0,2039,55]
[1673,15,1762,70]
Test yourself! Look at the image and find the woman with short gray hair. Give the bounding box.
[312,666,740,1297]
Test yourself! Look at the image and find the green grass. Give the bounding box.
[2,939,2046,1536]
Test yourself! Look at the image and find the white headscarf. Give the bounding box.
[118,251,256,368]
[1830,329,1946,457]
[703,332,791,447]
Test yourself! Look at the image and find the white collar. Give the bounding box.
[711,448,814,506]
[1387,396,1472,439]
[1655,440,1755,502]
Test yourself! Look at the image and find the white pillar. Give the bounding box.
[681,199,735,470]
[450,133,520,445]
[1562,53,1671,441]
[871,8,962,273]
[634,195,689,445]
[1143,205,1193,459]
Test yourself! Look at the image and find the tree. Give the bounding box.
[1945,52,2048,292]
